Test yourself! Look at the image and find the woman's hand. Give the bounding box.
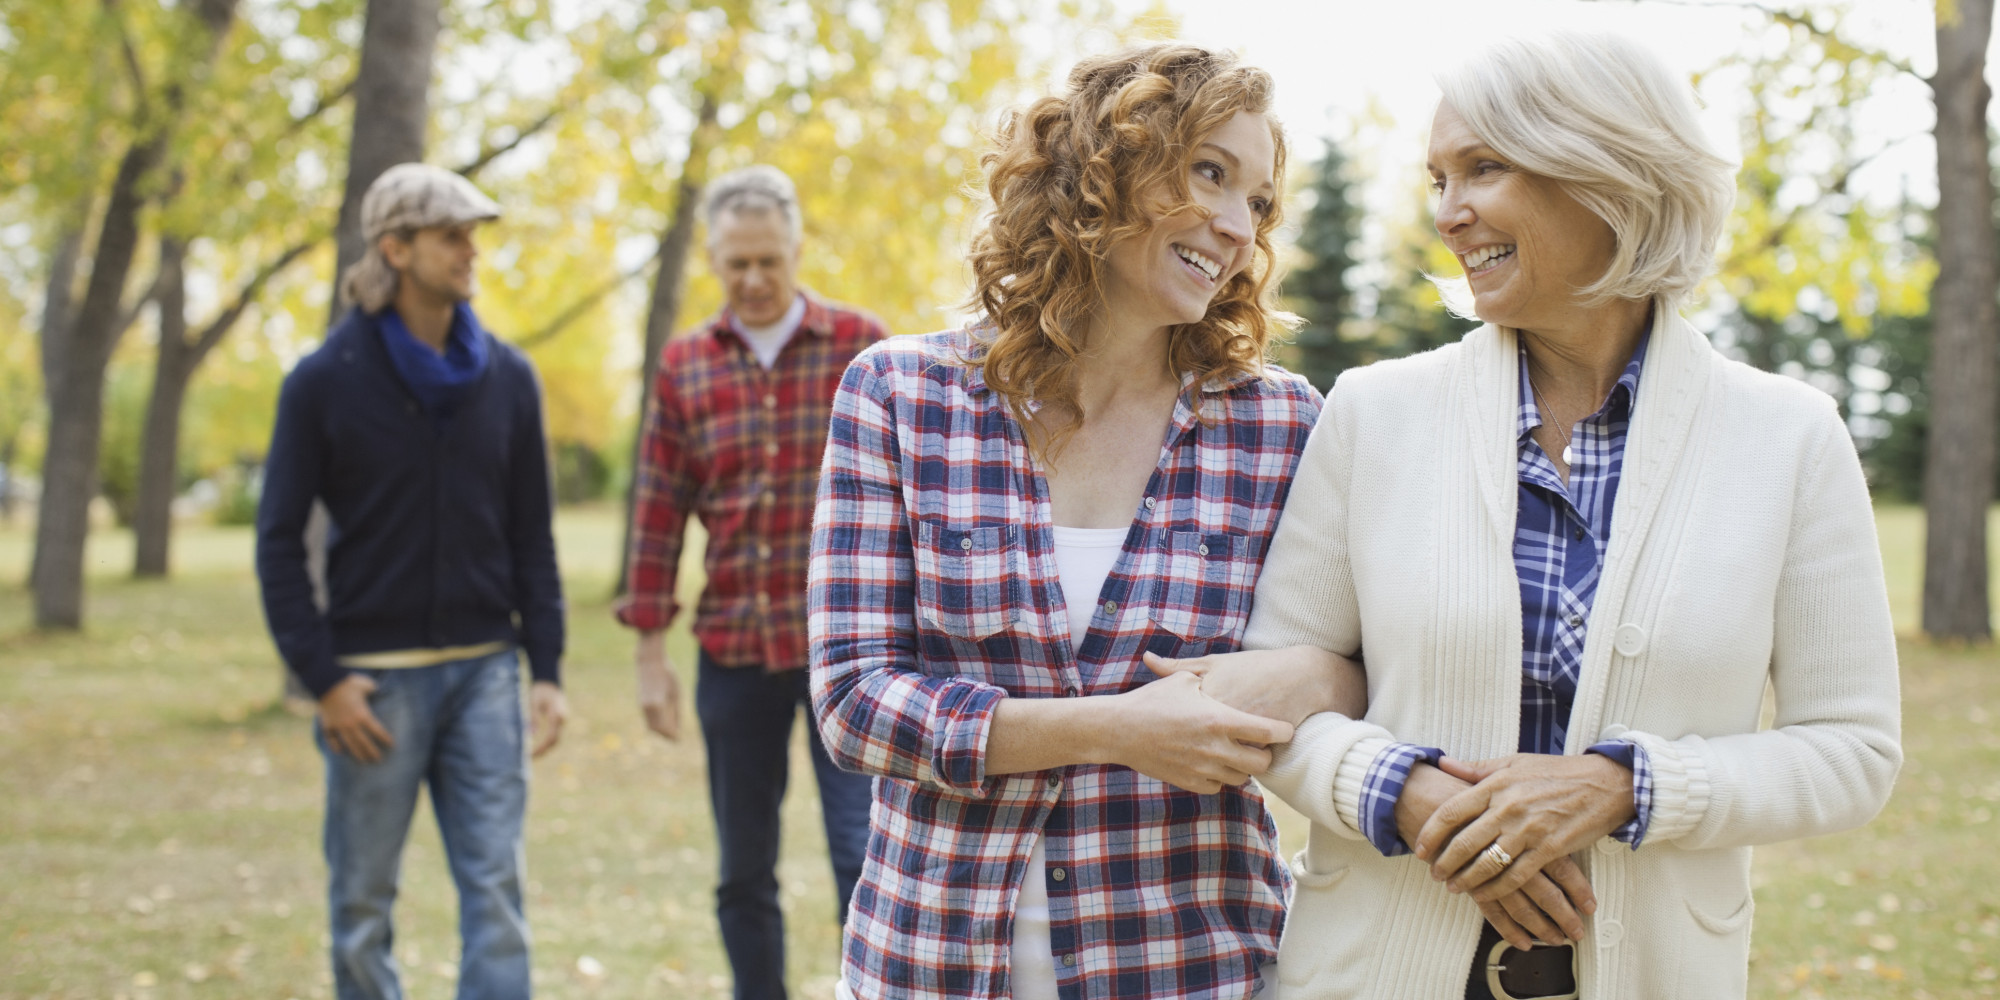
[1415,753,1635,905]
[1141,646,1366,727]
[1102,671,1295,794]
[1398,762,1596,949]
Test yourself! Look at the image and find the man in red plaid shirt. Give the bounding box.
[617,165,886,1000]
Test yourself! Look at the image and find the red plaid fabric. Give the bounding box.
[809,328,1322,1000]
[618,291,886,670]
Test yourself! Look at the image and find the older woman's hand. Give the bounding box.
[1414,754,1636,905]
[1399,762,1597,949]
[1140,646,1366,727]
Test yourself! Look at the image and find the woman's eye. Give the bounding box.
[1429,177,1447,194]
[1195,161,1223,184]
[1251,198,1271,218]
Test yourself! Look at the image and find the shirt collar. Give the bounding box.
[710,289,833,342]
[1516,312,1652,441]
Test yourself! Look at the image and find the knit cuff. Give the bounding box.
[1621,731,1710,844]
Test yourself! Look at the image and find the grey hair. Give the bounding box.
[1432,31,1737,317]
[702,165,803,246]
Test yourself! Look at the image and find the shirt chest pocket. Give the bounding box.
[912,520,1024,642]
[1148,529,1256,643]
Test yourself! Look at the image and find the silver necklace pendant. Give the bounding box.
[1561,444,1574,465]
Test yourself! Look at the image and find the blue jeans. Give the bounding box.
[318,649,530,1000]
[696,650,873,1000]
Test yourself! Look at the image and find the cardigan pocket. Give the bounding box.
[1147,529,1255,643]
[912,520,1023,642]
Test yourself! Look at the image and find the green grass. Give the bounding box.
[0,504,1994,999]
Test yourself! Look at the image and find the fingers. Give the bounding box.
[1141,651,1206,678]
[1517,871,1586,943]
[1540,854,1597,917]
[356,707,394,754]
[1477,900,1538,953]
[530,703,564,759]
[1219,706,1294,747]
[1440,820,1511,893]
[1435,755,1503,784]
[1414,783,1492,862]
[643,703,680,741]
[1498,886,1568,947]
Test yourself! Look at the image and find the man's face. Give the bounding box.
[381,222,480,306]
[708,208,800,327]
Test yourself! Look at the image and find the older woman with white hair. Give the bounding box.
[1155,30,1903,1000]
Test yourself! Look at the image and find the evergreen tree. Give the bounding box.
[1283,139,1363,393]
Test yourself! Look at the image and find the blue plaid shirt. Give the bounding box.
[1356,329,1656,856]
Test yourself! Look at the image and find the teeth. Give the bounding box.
[1174,245,1222,280]
[1464,244,1516,272]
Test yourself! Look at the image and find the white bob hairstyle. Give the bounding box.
[1432,31,1737,315]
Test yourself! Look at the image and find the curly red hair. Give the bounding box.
[965,43,1291,458]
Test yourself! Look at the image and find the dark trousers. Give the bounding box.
[696,650,873,1000]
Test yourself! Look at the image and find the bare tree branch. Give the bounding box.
[103,0,151,118]
[189,237,321,359]
[457,106,563,179]
[115,270,163,337]
[287,74,358,138]
[1591,0,1925,80]
[512,252,658,351]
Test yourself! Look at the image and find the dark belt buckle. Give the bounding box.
[1485,939,1578,1000]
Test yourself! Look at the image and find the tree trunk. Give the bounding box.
[133,238,193,578]
[28,214,88,589]
[614,99,719,597]
[31,135,166,628]
[29,0,238,627]
[1922,0,1998,642]
[326,0,442,327]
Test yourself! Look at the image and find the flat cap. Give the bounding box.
[360,162,501,243]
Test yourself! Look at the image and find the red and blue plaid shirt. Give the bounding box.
[618,291,886,670]
[809,328,1321,1000]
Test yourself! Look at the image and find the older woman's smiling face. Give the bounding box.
[1427,102,1618,333]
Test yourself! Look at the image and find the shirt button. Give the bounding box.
[1196,543,1209,556]
[1574,526,1586,541]
[1101,601,1117,616]
[755,593,771,609]
[959,537,973,551]
[1566,614,1583,628]
[764,441,779,457]
[762,394,777,409]
[1051,867,1067,882]
[757,543,772,559]
[1061,954,1077,968]
[1046,775,1061,788]
[1065,686,1080,697]
[1143,496,1156,510]
[760,491,776,506]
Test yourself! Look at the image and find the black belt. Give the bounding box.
[1464,922,1577,1000]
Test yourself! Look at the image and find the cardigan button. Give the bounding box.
[1613,624,1646,657]
[1598,918,1625,947]
[1596,838,1621,856]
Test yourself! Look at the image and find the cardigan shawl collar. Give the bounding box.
[1456,305,1715,754]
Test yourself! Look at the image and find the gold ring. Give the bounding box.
[1482,841,1514,869]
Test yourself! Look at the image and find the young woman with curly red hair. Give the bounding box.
[809,44,1365,1000]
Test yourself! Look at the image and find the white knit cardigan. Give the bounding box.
[1249,311,1902,999]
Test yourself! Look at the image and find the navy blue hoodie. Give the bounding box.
[255,308,564,697]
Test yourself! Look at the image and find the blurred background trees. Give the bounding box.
[0,0,1993,643]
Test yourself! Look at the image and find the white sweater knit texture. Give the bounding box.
[1250,311,1902,999]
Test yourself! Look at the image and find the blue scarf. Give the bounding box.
[379,303,490,423]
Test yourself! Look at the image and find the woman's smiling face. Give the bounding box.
[1099,110,1277,334]
[1427,101,1618,332]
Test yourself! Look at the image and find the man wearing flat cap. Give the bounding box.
[256,162,566,1000]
